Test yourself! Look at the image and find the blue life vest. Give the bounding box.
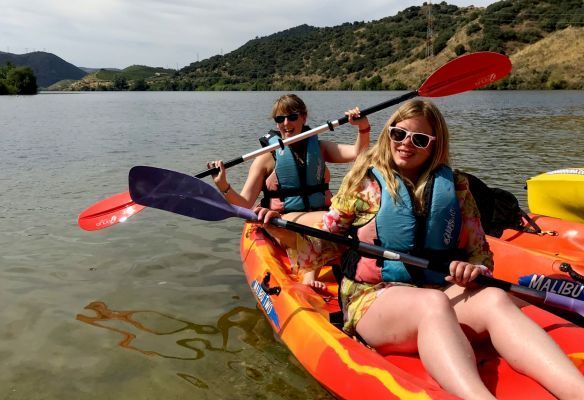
[260,129,330,212]
[342,166,463,285]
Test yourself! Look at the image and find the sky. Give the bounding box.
[1,0,497,70]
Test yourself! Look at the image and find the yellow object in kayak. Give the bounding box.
[527,168,584,224]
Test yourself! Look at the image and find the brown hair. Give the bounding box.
[337,100,450,210]
[271,94,307,118]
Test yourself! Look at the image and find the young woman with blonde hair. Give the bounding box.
[256,99,584,399]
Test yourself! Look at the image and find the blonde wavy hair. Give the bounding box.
[337,100,450,211]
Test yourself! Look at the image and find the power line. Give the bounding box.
[426,0,434,58]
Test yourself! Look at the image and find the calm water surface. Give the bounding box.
[0,91,583,399]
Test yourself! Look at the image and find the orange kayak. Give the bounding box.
[240,222,584,399]
[488,214,584,288]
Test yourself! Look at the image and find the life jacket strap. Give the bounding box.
[262,183,330,199]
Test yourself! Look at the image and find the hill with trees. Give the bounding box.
[49,65,177,91]
[55,0,584,91]
[0,51,86,88]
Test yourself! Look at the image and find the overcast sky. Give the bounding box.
[1,0,497,69]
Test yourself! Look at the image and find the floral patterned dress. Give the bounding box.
[287,170,494,335]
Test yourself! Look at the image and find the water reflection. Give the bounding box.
[76,301,333,399]
[76,301,265,360]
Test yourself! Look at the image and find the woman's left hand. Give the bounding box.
[445,261,487,287]
[253,206,281,224]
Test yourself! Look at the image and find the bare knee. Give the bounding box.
[356,288,455,352]
[476,287,514,309]
[417,289,453,318]
[468,287,519,331]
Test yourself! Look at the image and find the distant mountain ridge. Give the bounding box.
[0,51,87,87]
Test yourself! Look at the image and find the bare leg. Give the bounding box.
[262,224,297,248]
[262,211,326,249]
[447,285,584,400]
[283,211,326,226]
[356,286,495,400]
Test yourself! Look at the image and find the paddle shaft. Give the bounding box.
[194,91,419,178]
[268,216,429,267]
[268,218,582,316]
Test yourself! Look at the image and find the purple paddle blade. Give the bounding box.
[128,166,257,222]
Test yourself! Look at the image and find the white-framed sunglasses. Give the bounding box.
[388,127,436,149]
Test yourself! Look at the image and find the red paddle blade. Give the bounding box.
[418,52,511,97]
[77,191,145,231]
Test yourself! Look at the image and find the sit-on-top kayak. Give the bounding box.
[487,213,584,296]
[240,221,584,399]
[526,168,584,224]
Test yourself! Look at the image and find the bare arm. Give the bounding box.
[208,153,273,209]
[321,107,370,163]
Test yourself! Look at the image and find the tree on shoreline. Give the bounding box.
[0,62,38,95]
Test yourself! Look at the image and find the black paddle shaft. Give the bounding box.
[270,217,430,268]
[336,91,418,125]
[271,218,545,300]
[194,157,244,179]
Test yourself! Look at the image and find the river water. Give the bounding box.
[0,90,583,399]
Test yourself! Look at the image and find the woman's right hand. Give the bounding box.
[253,206,281,224]
[345,106,370,132]
[445,261,490,287]
[254,206,299,249]
[207,160,229,191]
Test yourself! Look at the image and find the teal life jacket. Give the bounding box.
[260,128,330,212]
[341,166,464,285]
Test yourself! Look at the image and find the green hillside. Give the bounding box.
[59,0,584,91]
[0,51,86,87]
[61,65,176,91]
[173,0,583,90]
[94,65,175,81]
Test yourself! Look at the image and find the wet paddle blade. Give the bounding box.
[419,52,511,98]
[78,191,145,231]
[128,166,257,222]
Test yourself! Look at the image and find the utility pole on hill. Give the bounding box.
[426,0,434,58]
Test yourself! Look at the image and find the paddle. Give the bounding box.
[79,51,512,231]
[78,191,146,231]
[128,165,584,319]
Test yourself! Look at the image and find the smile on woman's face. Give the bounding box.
[275,111,306,139]
[390,116,435,182]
